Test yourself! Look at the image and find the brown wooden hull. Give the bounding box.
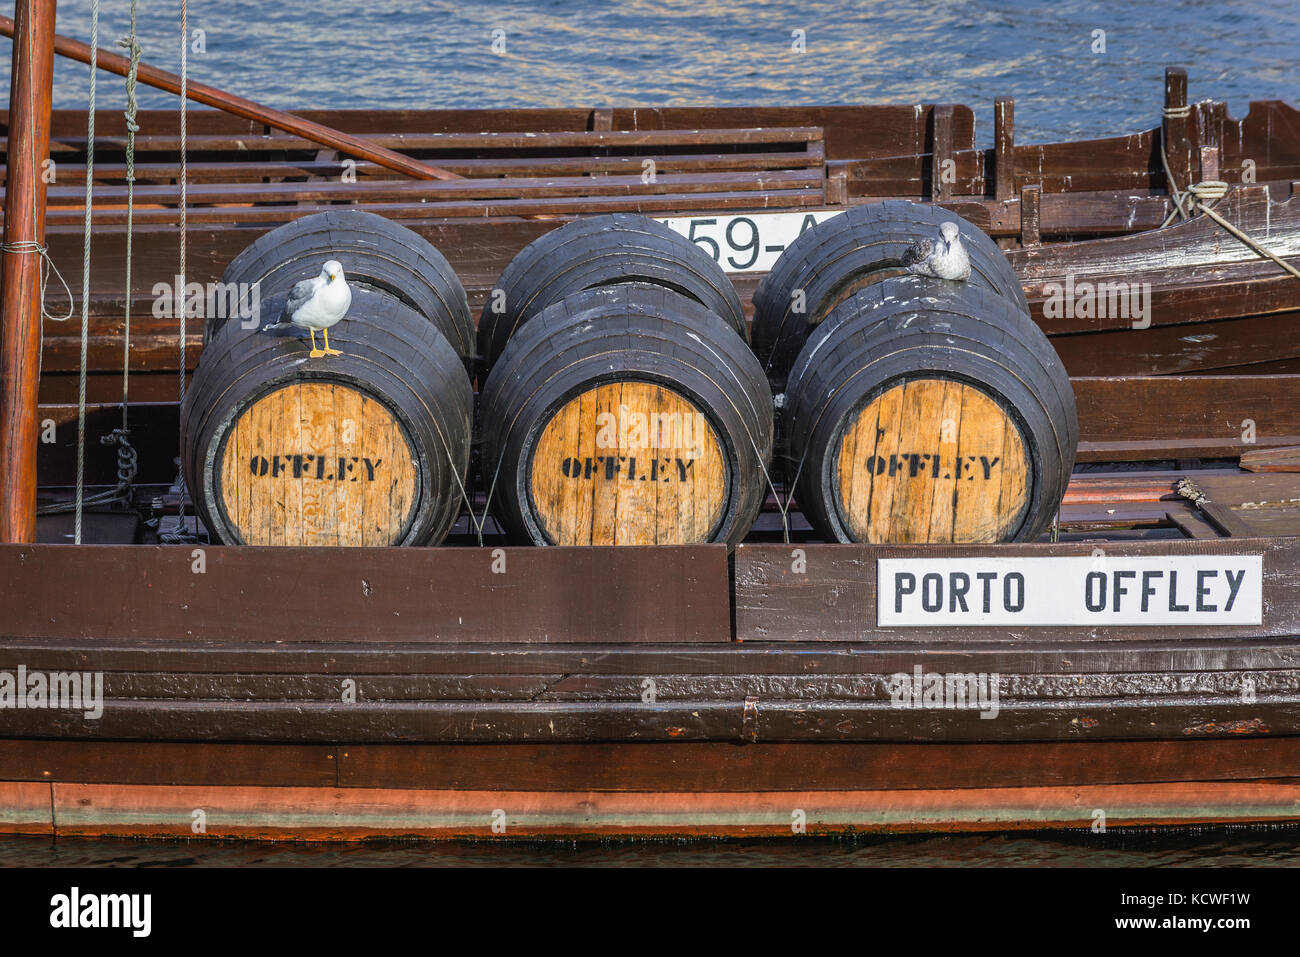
[7,778,1300,841]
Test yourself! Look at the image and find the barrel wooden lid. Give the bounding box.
[217,381,419,546]
[832,377,1030,543]
[528,381,728,545]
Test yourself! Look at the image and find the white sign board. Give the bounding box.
[877,555,1263,627]
[656,210,844,274]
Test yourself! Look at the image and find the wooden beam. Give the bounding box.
[0,0,57,544]
[0,13,461,182]
[994,97,1015,200]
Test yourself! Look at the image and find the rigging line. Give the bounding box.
[117,0,141,438]
[74,0,102,545]
[173,0,190,540]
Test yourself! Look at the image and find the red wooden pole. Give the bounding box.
[0,0,57,543]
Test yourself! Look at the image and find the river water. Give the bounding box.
[4,0,1299,146]
[2,0,1299,866]
[4,826,1300,867]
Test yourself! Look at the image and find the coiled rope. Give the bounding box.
[1160,107,1300,281]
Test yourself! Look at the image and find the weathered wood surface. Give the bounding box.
[529,381,728,546]
[1072,375,1300,460]
[214,382,419,547]
[0,543,731,643]
[3,737,1300,792]
[9,778,1300,839]
[7,103,970,162]
[5,635,1300,675]
[734,537,1300,643]
[833,379,1030,543]
[1242,445,1300,473]
[1180,473,1300,539]
[0,694,1294,742]
[0,0,56,544]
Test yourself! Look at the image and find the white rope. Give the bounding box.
[117,0,142,436]
[73,0,102,545]
[171,0,191,541]
[1159,123,1300,281]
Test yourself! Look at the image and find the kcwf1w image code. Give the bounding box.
[877,555,1264,626]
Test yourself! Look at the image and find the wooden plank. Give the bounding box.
[15,103,963,162]
[28,125,826,154]
[1072,375,1300,461]
[0,543,732,643]
[994,98,1015,201]
[4,664,1295,704]
[1242,445,1300,472]
[3,737,1299,793]
[4,635,1300,676]
[0,782,52,834]
[29,778,1300,839]
[37,168,824,206]
[2,695,1297,743]
[734,537,1300,643]
[929,104,955,202]
[10,149,826,181]
[1020,184,1040,246]
[38,187,826,227]
[0,740,337,786]
[335,738,1300,792]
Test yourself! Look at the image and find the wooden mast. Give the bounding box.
[0,0,57,543]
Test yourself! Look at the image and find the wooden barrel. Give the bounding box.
[784,276,1077,544]
[479,283,772,547]
[476,212,747,379]
[182,288,473,546]
[216,209,474,364]
[752,201,1029,387]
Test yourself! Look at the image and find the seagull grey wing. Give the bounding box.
[901,237,933,267]
[280,278,319,322]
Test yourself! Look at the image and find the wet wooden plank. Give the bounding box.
[5,635,1300,676]
[0,782,53,835]
[36,778,1300,838]
[0,543,731,643]
[1,693,1296,742]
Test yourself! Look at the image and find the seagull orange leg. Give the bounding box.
[322,328,343,356]
[308,329,326,359]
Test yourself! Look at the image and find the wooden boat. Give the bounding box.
[3,3,1300,840]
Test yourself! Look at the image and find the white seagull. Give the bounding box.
[901,222,971,281]
[261,260,352,357]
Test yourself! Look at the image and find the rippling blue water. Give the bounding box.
[3,0,1299,146]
